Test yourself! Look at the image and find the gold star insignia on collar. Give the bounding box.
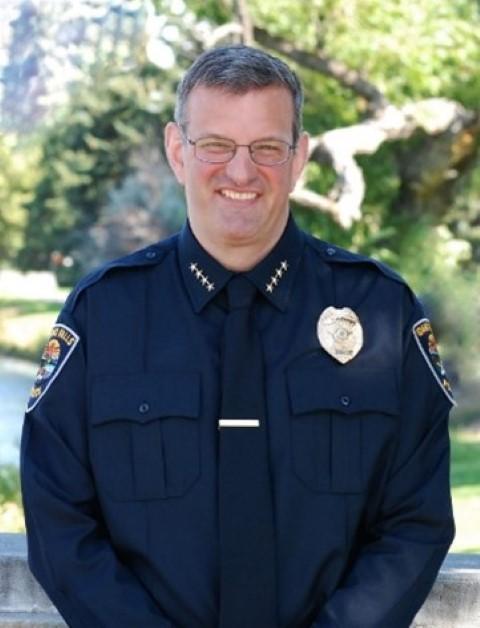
[189,262,215,293]
[265,259,289,294]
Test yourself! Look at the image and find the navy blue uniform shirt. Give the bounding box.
[21,216,455,628]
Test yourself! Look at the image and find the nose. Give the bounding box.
[224,145,258,185]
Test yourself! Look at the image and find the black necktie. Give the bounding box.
[218,275,277,628]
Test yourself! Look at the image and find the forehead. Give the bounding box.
[184,85,294,140]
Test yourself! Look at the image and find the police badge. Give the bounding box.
[317,306,364,364]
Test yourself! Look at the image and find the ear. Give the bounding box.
[290,131,310,191]
[164,122,186,185]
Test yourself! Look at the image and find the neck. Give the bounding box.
[204,240,275,272]
[189,216,289,272]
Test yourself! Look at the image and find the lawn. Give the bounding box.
[0,297,62,362]
[450,429,480,553]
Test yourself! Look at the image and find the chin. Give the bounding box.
[217,212,259,237]
[221,231,257,248]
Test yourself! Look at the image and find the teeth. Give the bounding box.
[221,190,257,201]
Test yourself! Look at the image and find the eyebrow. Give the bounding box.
[191,132,290,142]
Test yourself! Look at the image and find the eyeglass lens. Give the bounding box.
[194,137,291,165]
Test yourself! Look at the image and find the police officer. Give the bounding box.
[21,45,455,628]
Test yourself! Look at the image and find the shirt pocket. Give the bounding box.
[287,365,398,494]
[89,371,201,501]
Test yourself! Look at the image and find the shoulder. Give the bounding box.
[64,234,178,313]
[304,232,407,287]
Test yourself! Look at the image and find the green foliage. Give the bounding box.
[448,156,480,265]
[294,143,401,260]
[0,298,62,316]
[0,136,39,265]
[450,430,480,553]
[0,466,21,506]
[249,0,480,104]
[18,63,173,282]
[383,219,480,379]
[3,0,479,382]
[451,430,480,490]
[302,70,359,135]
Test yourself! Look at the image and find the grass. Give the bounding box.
[0,466,24,533]
[0,297,62,362]
[0,299,64,314]
[450,429,480,553]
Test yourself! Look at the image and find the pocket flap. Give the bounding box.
[90,371,200,425]
[288,366,398,416]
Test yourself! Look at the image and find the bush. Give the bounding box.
[0,465,21,506]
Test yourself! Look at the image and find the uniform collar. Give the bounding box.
[178,222,232,313]
[243,215,304,311]
[178,215,304,313]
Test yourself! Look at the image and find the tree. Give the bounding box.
[149,0,480,375]
[17,61,177,282]
[0,134,39,264]
[1,0,150,134]
[151,0,479,239]
[1,0,48,132]
[11,0,480,373]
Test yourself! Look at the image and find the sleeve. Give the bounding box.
[20,305,175,628]
[311,298,455,628]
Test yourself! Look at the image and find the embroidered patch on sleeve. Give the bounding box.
[412,318,456,406]
[26,324,80,413]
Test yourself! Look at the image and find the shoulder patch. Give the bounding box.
[26,324,80,413]
[412,318,456,406]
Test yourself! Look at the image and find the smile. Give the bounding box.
[220,189,259,201]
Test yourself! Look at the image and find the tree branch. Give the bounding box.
[234,0,254,46]
[254,27,389,111]
[297,100,479,228]
[168,24,480,229]
[289,186,343,221]
[204,22,244,48]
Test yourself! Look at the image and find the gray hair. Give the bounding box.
[174,45,304,144]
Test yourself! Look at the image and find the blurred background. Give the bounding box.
[0,0,479,550]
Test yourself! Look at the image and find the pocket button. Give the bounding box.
[340,395,351,407]
[138,402,150,414]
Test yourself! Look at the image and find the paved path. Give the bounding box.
[0,356,36,466]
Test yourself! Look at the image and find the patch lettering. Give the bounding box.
[26,324,80,412]
[412,318,456,406]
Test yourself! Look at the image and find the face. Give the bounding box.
[165,85,308,267]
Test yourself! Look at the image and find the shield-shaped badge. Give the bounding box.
[317,306,363,364]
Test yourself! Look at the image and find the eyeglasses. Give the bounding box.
[182,132,296,166]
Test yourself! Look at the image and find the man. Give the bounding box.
[21,45,455,628]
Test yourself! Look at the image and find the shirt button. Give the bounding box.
[146,250,157,260]
[340,395,351,407]
[326,247,336,256]
[138,402,150,414]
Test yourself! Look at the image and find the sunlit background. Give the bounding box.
[0,0,479,551]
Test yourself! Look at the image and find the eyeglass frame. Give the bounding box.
[179,126,297,167]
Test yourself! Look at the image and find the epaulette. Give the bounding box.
[64,234,177,312]
[305,233,407,287]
